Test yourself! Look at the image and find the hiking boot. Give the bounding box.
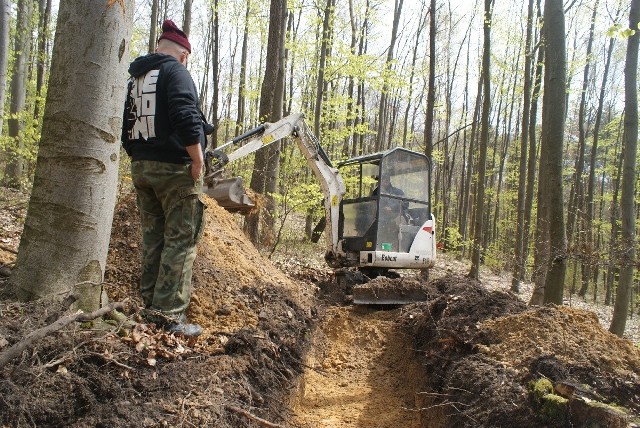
[162,313,203,337]
[164,321,203,337]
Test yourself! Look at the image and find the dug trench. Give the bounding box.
[0,192,639,427]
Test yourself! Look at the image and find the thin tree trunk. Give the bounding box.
[610,0,639,336]
[210,0,220,149]
[0,0,10,138]
[375,0,403,152]
[512,0,535,292]
[573,0,600,298]
[148,0,159,54]
[182,0,192,36]
[236,0,250,136]
[34,0,52,120]
[468,0,491,280]
[423,0,435,160]
[541,0,568,305]
[4,0,34,188]
[580,4,619,298]
[523,2,544,293]
[605,133,623,306]
[314,0,335,135]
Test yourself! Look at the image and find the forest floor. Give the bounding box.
[0,186,639,427]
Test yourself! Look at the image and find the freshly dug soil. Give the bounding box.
[1,192,316,427]
[402,275,640,427]
[0,187,639,427]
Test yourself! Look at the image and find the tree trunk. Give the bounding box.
[262,0,288,242]
[541,0,568,305]
[148,0,159,54]
[610,0,639,336]
[468,0,491,280]
[580,4,618,299]
[512,0,535,292]
[523,2,544,298]
[236,0,249,136]
[10,0,133,312]
[3,0,34,188]
[182,0,192,36]
[245,0,287,244]
[375,0,403,152]
[605,134,623,306]
[314,0,335,136]
[210,0,220,149]
[34,0,53,121]
[0,0,10,137]
[423,0,435,160]
[574,0,599,298]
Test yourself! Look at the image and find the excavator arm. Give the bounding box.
[203,113,346,263]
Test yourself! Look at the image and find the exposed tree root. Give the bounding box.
[0,301,124,369]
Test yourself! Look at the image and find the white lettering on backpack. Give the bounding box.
[128,69,159,140]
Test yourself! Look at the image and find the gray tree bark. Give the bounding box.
[541,0,568,305]
[468,0,491,280]
[10,0,133,312]
[236,0,250,136]
[610,0,639,336]
[375,0,403,152]
[314,0,335,136]
[34,0,53,120]
[148,0,159,54]
[182,0,192,36]
[0,0,9,137]
[512,0,535,292]
[245,0,287,244]
[4,0,34,188]
[423,0,435,160]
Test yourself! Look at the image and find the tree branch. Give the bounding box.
[0,301,124,369]
[225,405,283,428]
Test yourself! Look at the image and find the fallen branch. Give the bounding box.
[225,405,283,428]
[0,301,124,370]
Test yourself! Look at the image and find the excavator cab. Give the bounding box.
[338,148,436,281]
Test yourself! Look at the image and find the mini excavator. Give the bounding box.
[203,113,436,304]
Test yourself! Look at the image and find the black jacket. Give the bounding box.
[121,53,205,164]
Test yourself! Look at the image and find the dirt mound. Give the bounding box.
[403,274,640,427]
[1,192,316,427]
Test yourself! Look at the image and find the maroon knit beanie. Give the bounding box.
[158,19,191,53]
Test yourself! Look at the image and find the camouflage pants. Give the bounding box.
[131,160,205,316]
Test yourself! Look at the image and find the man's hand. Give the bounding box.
[191,161,203,181]
[186,143,204,181]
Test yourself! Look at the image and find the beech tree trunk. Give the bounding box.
[541,0,568,304]
[4,0,34,188]
[468,0,491,280]
[610,0,639,337]
[0,0,9,137]
[10,0,133,312]
[245,0,287,244]
[148,0,159,54]
[512,0,535,292]
[34,0,53,121]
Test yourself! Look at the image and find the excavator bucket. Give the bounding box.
[352,284,429,305]
[204,177,256,214]
[351,277,430,305]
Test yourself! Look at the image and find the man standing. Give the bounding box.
[122,20,205,337]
